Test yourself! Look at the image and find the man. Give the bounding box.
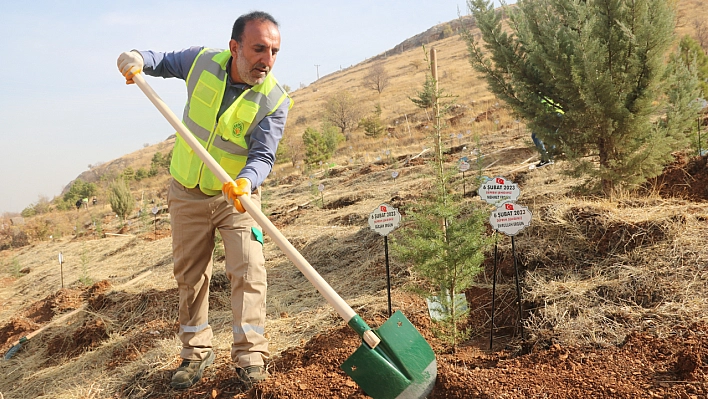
[531,131,553,168]
[116,11,291,390]
[531,96,563,168]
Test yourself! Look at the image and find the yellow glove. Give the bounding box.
[117,51,144,85]
[222,178,252,213]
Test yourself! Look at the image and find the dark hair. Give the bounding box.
[231,11,278,43]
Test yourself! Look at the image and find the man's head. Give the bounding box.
[229,11,280,86]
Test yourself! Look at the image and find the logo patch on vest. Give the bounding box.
[232,121,245,138]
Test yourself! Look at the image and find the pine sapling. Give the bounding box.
[394,47,492,350]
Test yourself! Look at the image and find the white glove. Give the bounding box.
[117,51,144,84]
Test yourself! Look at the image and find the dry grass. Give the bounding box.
[520,195,708,347]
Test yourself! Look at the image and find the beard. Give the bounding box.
[236,47,269,86]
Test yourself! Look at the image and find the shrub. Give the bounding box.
[151,151,172,174]
[360,104,386,138]
[303,124,343,166]
[11,231,30,248]
[108,179,135,222]
[122,167,135,181]
[135,167,149,181]
[25,218,53,241]
[21,206,36,218]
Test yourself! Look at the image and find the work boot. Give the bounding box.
[170,350,215,389]
[237,365,269,388]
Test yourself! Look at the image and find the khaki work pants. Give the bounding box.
[168,179,268,367]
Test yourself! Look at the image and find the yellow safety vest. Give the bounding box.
[170,48,292,195]
[541,97,564,115]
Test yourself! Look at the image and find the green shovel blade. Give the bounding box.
[341,311,437,399]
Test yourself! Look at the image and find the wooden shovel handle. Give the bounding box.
[17,305,85,344]
[6,270,153,347]
[131,73,361,326]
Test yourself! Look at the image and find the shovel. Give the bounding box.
[3,306,84,360]
[4,270,153,360]
[130,72,436,399]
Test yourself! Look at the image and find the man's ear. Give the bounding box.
[229,39,239,57]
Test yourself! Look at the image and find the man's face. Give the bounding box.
[230,19,280,86]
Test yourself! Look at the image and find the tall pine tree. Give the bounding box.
[464,0,701,193]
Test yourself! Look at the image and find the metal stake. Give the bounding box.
[699,117,702,156]
[59,252,64,289]
[462,171,466,197]
[511,236,525,341]
[489,231,498,350]
[384,235,392,316]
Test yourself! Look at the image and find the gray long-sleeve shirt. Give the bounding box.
[138,46,289,190]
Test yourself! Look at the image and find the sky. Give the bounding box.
[0,0,512,215]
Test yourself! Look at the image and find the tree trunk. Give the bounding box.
[598,136,613,194]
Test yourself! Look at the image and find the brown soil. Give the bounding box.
[3,285,706,399]
[119,298,707,399]
[0,286,87,353]
[646,152,708,201]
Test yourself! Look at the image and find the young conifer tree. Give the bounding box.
[394,48,491,350]
[678,35,708,99]
[464,0,701,193]
[108,179,135,223]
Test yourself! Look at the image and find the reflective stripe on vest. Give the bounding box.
[170,48,292,193]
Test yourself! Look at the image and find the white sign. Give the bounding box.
[58,252,63,264]
[489,202,532,236]
[459,161,470,172]
[318,183,325,192]
[391,171,399,179]
[478,176,520,205]
[152,206,159,215]
[368,203,402,237]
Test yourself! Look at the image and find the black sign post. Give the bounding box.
[58,252,64,289]
[152,206,159,239]
[368,203,402,316]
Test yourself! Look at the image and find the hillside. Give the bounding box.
[2,1,708,398]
